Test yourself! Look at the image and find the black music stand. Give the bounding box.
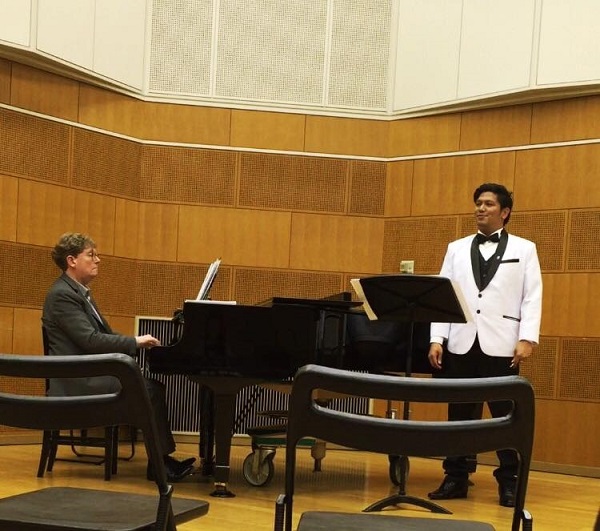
[351,274,470,514]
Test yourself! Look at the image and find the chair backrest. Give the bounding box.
[0,353,175,529]
[282,364,535,531]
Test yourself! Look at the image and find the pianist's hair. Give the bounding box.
[52,232,97,271]
[473,182,513,225]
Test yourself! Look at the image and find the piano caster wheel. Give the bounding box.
[242,450,275,487]
[389,455,409,487]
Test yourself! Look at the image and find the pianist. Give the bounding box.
[42,232,195,482]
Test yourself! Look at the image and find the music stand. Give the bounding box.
[351,274,471,514]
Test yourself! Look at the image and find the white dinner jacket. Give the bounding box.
[430,232,542,358]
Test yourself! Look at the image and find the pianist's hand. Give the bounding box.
[135,334,161,349]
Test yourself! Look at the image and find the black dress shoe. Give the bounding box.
[498,483,516,507]
[147,458,194,483]
[428,478,469,500]
[166,455,196,469]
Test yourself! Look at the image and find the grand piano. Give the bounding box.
[148,294,430,497]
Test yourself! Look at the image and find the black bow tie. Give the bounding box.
[476,232,501,244]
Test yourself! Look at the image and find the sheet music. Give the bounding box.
[196,258,221,300]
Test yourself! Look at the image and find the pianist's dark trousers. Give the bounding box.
[434,336,519,485]
[145,378,176,456]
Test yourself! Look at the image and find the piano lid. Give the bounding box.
[149,301,322,379]
[258,296,362,313]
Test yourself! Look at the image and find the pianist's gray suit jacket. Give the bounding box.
[42,273,137,396]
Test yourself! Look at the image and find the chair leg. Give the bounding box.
[47,430,59,472]
[37,430,53,477]
[111,426,119,475]
[104,427,115,481]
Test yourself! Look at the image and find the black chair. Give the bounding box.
[0,353,209,531]
[37,327,135,481]
[275,364,534,531]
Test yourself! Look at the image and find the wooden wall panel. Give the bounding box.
[349,161,386,216]
[133,262,232,318]
[12,308,42,355]
[0,242,65,309]
[239,153,348,212]
[72,129,141,198]
[78,85,231,145]
[567,210,600,271]
[519,336,558,399]
[140,146,236,205]
[106,315,136,337]
[382,217,458,274]
[559,338,600,401]
[16,181,116,249]
[0,307,13,353]
[289,213,384,273]
[0,108,70,182]
[78,85,142,137]
[177,205,292,268]
[531,95,600,144]
[231,110,306,151]
[412,152,516,217]
[533,399,600,467]
[515,144,600,210]
[113,199,179,261]
[385,161,413,217]
[233,268,343,306]
[132,101,231,145]
[541,273,600,337]
[0,58,10,103]
[10,63,79,122]
[388,114,462,156]
[305,116,389,157]
[0,174,18,242]
[462,210,567,272]
[459,105,532,150]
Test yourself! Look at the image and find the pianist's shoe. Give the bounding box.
[147,455,195,482]
[428,477,469,500]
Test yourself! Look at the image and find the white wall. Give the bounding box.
[0,0,32,47]
[2,0,600,116]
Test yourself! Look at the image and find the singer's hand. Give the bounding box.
[428,342,444,370]
[511,340,533,368]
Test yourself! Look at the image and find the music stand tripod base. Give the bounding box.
[351,274,470,515]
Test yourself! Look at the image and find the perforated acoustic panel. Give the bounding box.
[559,339,600,401]
[328,0,390,110]
[233,268,343,305]
[238,153,347,212]
[215,0,326,104]
[518,336,558,399]
[92,257,232,318]
[349,161,386,215]
[149,0,213,95]
[72,130,141,198]
[0,242,57,307]
[382,217,458,274]
[0,108,70,182]
[459,211,566,272]
[140,146,236,205]
[567,210,600,271]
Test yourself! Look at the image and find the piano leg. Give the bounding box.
[210,390,238,498]
[199,386,215,477]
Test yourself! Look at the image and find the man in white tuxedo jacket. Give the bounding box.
[427,183,542,508]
